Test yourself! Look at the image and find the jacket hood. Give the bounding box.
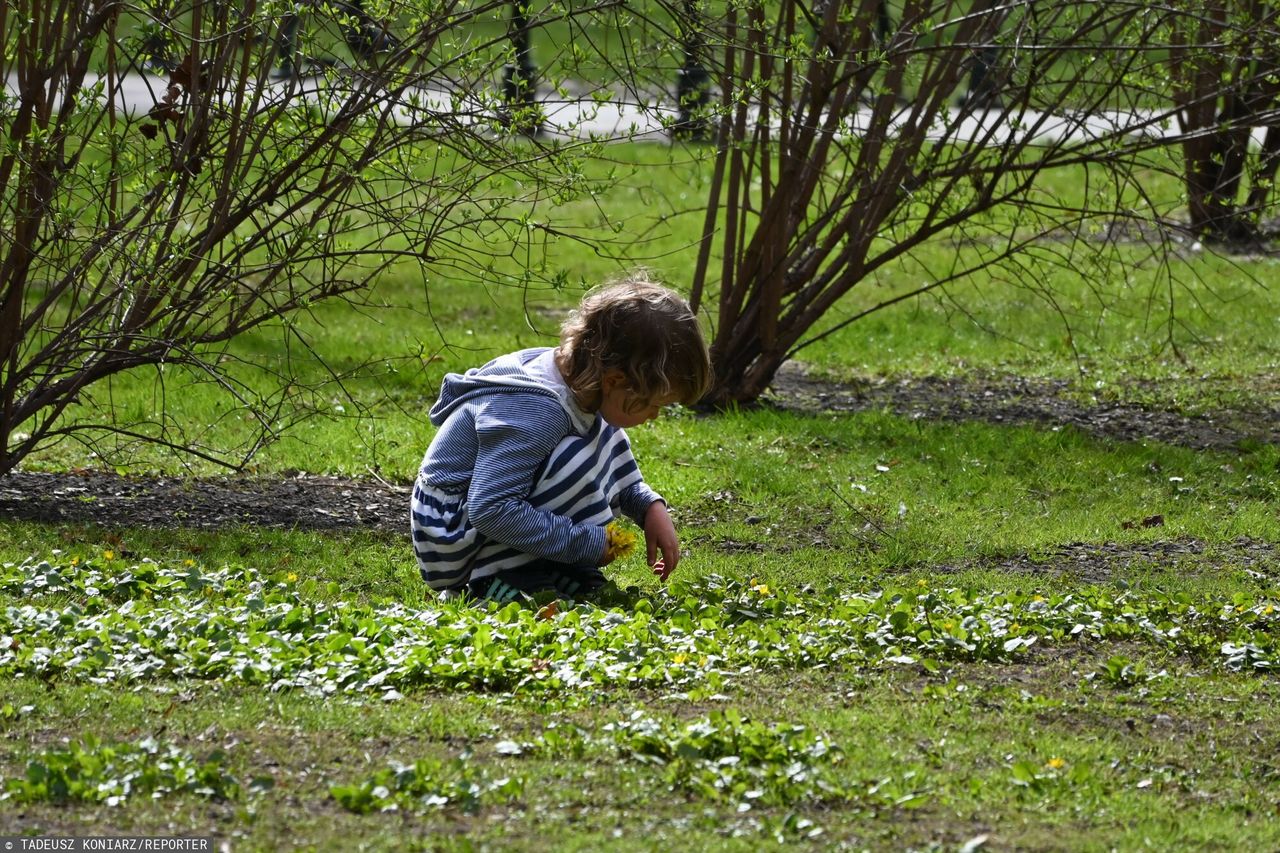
[428,347,595,433]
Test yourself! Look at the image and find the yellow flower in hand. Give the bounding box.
[603,521,638,562]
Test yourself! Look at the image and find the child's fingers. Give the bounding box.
[652,557,677,582]
[659,543,680,576]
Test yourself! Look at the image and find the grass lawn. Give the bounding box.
[3,143,1279,850]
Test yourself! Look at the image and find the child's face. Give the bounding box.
[598,371,681,428]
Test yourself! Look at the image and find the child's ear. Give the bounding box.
[601,369,627,393]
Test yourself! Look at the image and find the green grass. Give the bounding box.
[4,404,1279,844]
[5,140,1280,848]
[1,558,1278,849]
[19,661,1273,850]
[10,405,1280,584]
[82,1,690,87]
[19,142,1280,475]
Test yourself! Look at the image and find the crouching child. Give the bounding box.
[410,277,712,602]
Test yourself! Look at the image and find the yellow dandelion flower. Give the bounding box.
[604,522,638,561]
[286,572,299,583]
[751,582,771,596]
[1046,757,1066,770]
[184,559,195,567]
[672,653,688,665]
[1266,605,1275,615]
[916,579,927,588]
[103,550,115,561]
[70,557,79,567]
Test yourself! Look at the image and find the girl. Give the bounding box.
[411,277,712,601]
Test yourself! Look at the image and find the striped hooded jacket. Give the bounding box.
[410,347,663,592]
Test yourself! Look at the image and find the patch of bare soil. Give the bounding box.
[933,537,1280,584]
[764,362,1280,451]
[0,470,409,534]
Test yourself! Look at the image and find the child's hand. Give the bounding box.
[644,501,680,580]
[600,521,638,565]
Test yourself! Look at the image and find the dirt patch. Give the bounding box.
[0,470,409,534]
[933,537,1280,584]
[764,362,1280,451]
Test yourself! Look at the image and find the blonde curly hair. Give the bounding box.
[555,276,712,411]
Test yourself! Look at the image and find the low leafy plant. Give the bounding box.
[1008,756,1085,795]
[0,558,254,602]
[1220,641,1274,670]
[604,709,848,807]
[1,558,1276,700]
[330,757,523,814]
[1,735,239,805]
[508,710,929,820]
[1090,655,1154,688]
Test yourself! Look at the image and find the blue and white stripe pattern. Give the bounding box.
[410,483,480,590]
[463,417,645,580]
[411,348,661,593]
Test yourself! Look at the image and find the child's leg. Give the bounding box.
[412,483,481,593]
[469,560,606,601]
[467,562,559,600]
[551,563,606,595]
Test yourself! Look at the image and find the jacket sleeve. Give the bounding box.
[618,480,663,526]
[608,426,663,524]
[466,393,608,565]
